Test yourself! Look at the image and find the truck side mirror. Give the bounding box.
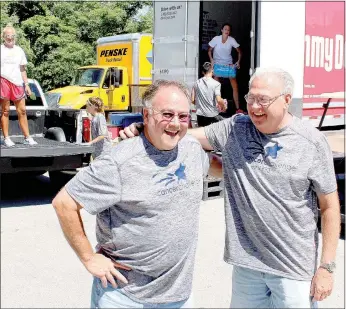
[114,69,120,82]
[112,69,120,88]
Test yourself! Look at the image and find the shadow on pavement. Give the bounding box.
[0,172,74,208]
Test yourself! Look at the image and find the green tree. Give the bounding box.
[7,1,46,23]
[1,2,34,76]
[1,2,15,29]
[137,7,154,33]
[1,1,153,91]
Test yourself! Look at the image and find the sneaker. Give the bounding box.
[3,137,15,147]
[23,136,38,145]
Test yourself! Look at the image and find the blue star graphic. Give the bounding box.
[265,142,283,159]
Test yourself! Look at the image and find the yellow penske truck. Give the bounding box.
[46,33,152,111]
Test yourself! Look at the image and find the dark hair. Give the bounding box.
[202,62,212,74]
[221,23,232,33]
[142,79,190,107]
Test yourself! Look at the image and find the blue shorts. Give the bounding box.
[213,63,237,78]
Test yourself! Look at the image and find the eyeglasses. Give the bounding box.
[4,34,16,39]
[244,93,285,108]
[149,107,190,123]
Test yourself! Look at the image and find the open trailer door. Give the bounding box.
[153,1,200,89]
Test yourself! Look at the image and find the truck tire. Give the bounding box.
[49,170,65,191]
[44,127,66,142]
[45,127,75,191]
[49,170,76,191]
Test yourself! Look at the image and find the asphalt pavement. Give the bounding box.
[1,175,344,308]
[1,129,344,308]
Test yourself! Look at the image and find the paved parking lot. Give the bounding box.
[1,184,344,308]
[1,129,344,308]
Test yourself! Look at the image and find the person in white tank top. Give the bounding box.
[208,23,245,114]
[0,24,37,146]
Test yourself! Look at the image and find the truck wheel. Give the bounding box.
[45,127,66,142]
[45,127,71,191]
[49,170,76,191]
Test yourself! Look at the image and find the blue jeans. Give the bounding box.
[90,277,193,308]
[231,266,317,308]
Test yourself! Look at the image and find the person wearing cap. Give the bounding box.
[191,62,227,127]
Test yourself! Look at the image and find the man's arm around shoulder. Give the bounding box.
[188,127,214,151]
[119,122,216,151]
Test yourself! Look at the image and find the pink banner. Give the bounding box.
[303,2,345,103]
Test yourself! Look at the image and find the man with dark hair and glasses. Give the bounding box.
[120,68,340,308]
[52,79,222,308]
[191,62,227,127]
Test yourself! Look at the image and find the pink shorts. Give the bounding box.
[0,77,25,102]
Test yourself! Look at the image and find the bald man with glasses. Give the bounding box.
[52,79,222,308]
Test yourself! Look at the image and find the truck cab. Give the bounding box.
[47,65,129,111]
[46,33,152,112]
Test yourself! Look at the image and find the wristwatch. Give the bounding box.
[24,82,29,86]
[319,261,336,273]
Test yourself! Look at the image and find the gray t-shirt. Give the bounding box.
[204,115,337,280]
[91,113,112,159]
[194,77,221,117]
[65,133,209,303]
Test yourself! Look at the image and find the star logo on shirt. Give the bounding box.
[264,142,283,159]
[153,163,186,187]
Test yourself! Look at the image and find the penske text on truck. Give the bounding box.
[46,33,152,111]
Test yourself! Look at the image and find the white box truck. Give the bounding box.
[152,1,345,128]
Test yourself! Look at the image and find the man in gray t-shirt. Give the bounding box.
[52,80,212,307]
[199,68,340,308]
[191,62,226,127]
[120,68,341,308]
